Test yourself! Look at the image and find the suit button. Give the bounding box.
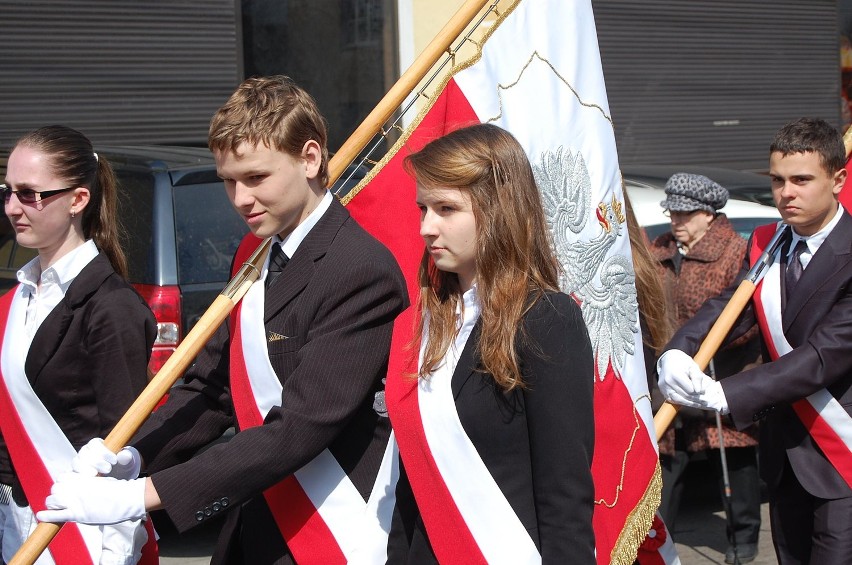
[195,511,205,522]
[212,502,221,512]
[204,506,213,517]
[220,497,229,508]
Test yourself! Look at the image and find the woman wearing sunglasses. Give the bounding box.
[0,126,157,564]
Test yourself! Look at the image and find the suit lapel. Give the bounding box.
[451,320,481,400]
[263,198,349,321]
[25,253,113,386]
[783,212,852,331]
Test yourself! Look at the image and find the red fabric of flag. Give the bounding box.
[841,155,852,211]
[345,1,667,562]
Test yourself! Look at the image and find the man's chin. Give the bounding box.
[247,225,279,240]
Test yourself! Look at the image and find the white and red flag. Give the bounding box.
[841,154,852,211]
[345,0,669,562]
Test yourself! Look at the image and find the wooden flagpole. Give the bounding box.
[652,225,787,441]
[10,1,494,563]
[654,128,852,442]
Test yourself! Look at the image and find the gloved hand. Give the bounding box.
[37,474,146,525]
[657,349,708,400]
[659,353,730,415]
[696,378,729,415]
[72,438,142,480]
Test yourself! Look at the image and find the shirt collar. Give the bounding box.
[17,239,99,291]
[790,204,844,256]
[274,190,333,259]
[462,283,479,310]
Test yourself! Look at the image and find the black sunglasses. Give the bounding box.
[0,184,76,205]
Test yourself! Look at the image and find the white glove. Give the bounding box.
[664,379,730,415]
[37,474,146,525]
[657,350,709,400]
[696,378,729,415]
[659,353,730,414]
[72,438,142,480]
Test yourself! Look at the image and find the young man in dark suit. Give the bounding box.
[38,76,409,564]
[656,117,852,564]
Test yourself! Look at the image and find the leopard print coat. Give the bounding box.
[650,214,761,452]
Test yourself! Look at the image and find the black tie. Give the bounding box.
[265,243,289,290]
[784,239,807,299]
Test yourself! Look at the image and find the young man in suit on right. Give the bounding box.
[656,117,852,564]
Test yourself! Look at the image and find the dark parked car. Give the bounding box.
[621,164,774,207]
[0,146,248,373]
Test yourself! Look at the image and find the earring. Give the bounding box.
[71,210,76,218]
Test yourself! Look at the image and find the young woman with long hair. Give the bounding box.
[386,123,596,563]
[0,126,157,564]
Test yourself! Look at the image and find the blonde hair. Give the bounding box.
[623,190,673,353]
[405,124,560,391]
[208,75,330,186]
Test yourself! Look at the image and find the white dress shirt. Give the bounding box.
[16,239,99,337]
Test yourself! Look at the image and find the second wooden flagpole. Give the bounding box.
[654,127,852,442]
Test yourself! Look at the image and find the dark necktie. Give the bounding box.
[265,243,289,290]
[784,239,808,299]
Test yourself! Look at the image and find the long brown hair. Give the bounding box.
[14,125,128,278]
[405,124,560,391]
[623,190,673,353]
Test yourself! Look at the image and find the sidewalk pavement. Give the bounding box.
[158,518,219,565]
[158,458,779,564]
[669,458,777,565]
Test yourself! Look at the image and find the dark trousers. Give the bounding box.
[659,446,761,546]
[769,460,852,565]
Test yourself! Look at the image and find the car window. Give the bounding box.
[0,220,37,292]
[645,217,779,242]
[173,183,246,285]
[116,170,157,284]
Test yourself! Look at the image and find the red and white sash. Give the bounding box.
[750,224,852,488]
[228,255,397,564]
[0,288,157,565]
[386,301,541,565]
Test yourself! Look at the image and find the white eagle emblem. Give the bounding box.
[533,147,638,381]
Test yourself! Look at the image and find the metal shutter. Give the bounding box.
[594,0,839,171]
[0,0,241,149]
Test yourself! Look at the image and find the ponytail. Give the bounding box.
[13,126,129,278]
[84,157,128,278]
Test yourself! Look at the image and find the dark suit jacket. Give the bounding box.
[666,211,852,499]
[0,252,156,506]
[134,199,409,564]
[387,292,596,564]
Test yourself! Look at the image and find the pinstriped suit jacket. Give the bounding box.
[667,211,852,500]
[134,198,409,564]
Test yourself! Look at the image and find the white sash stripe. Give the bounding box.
[418,314,541,564]
[0,290,102,561]
[238,277,395,563]
[360,434,399,563]
[807,389,852,453]
[758,259,787,359]
[758,260,852,450]
[240,280,286,418]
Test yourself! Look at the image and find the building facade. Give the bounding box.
[0,1,845,172]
